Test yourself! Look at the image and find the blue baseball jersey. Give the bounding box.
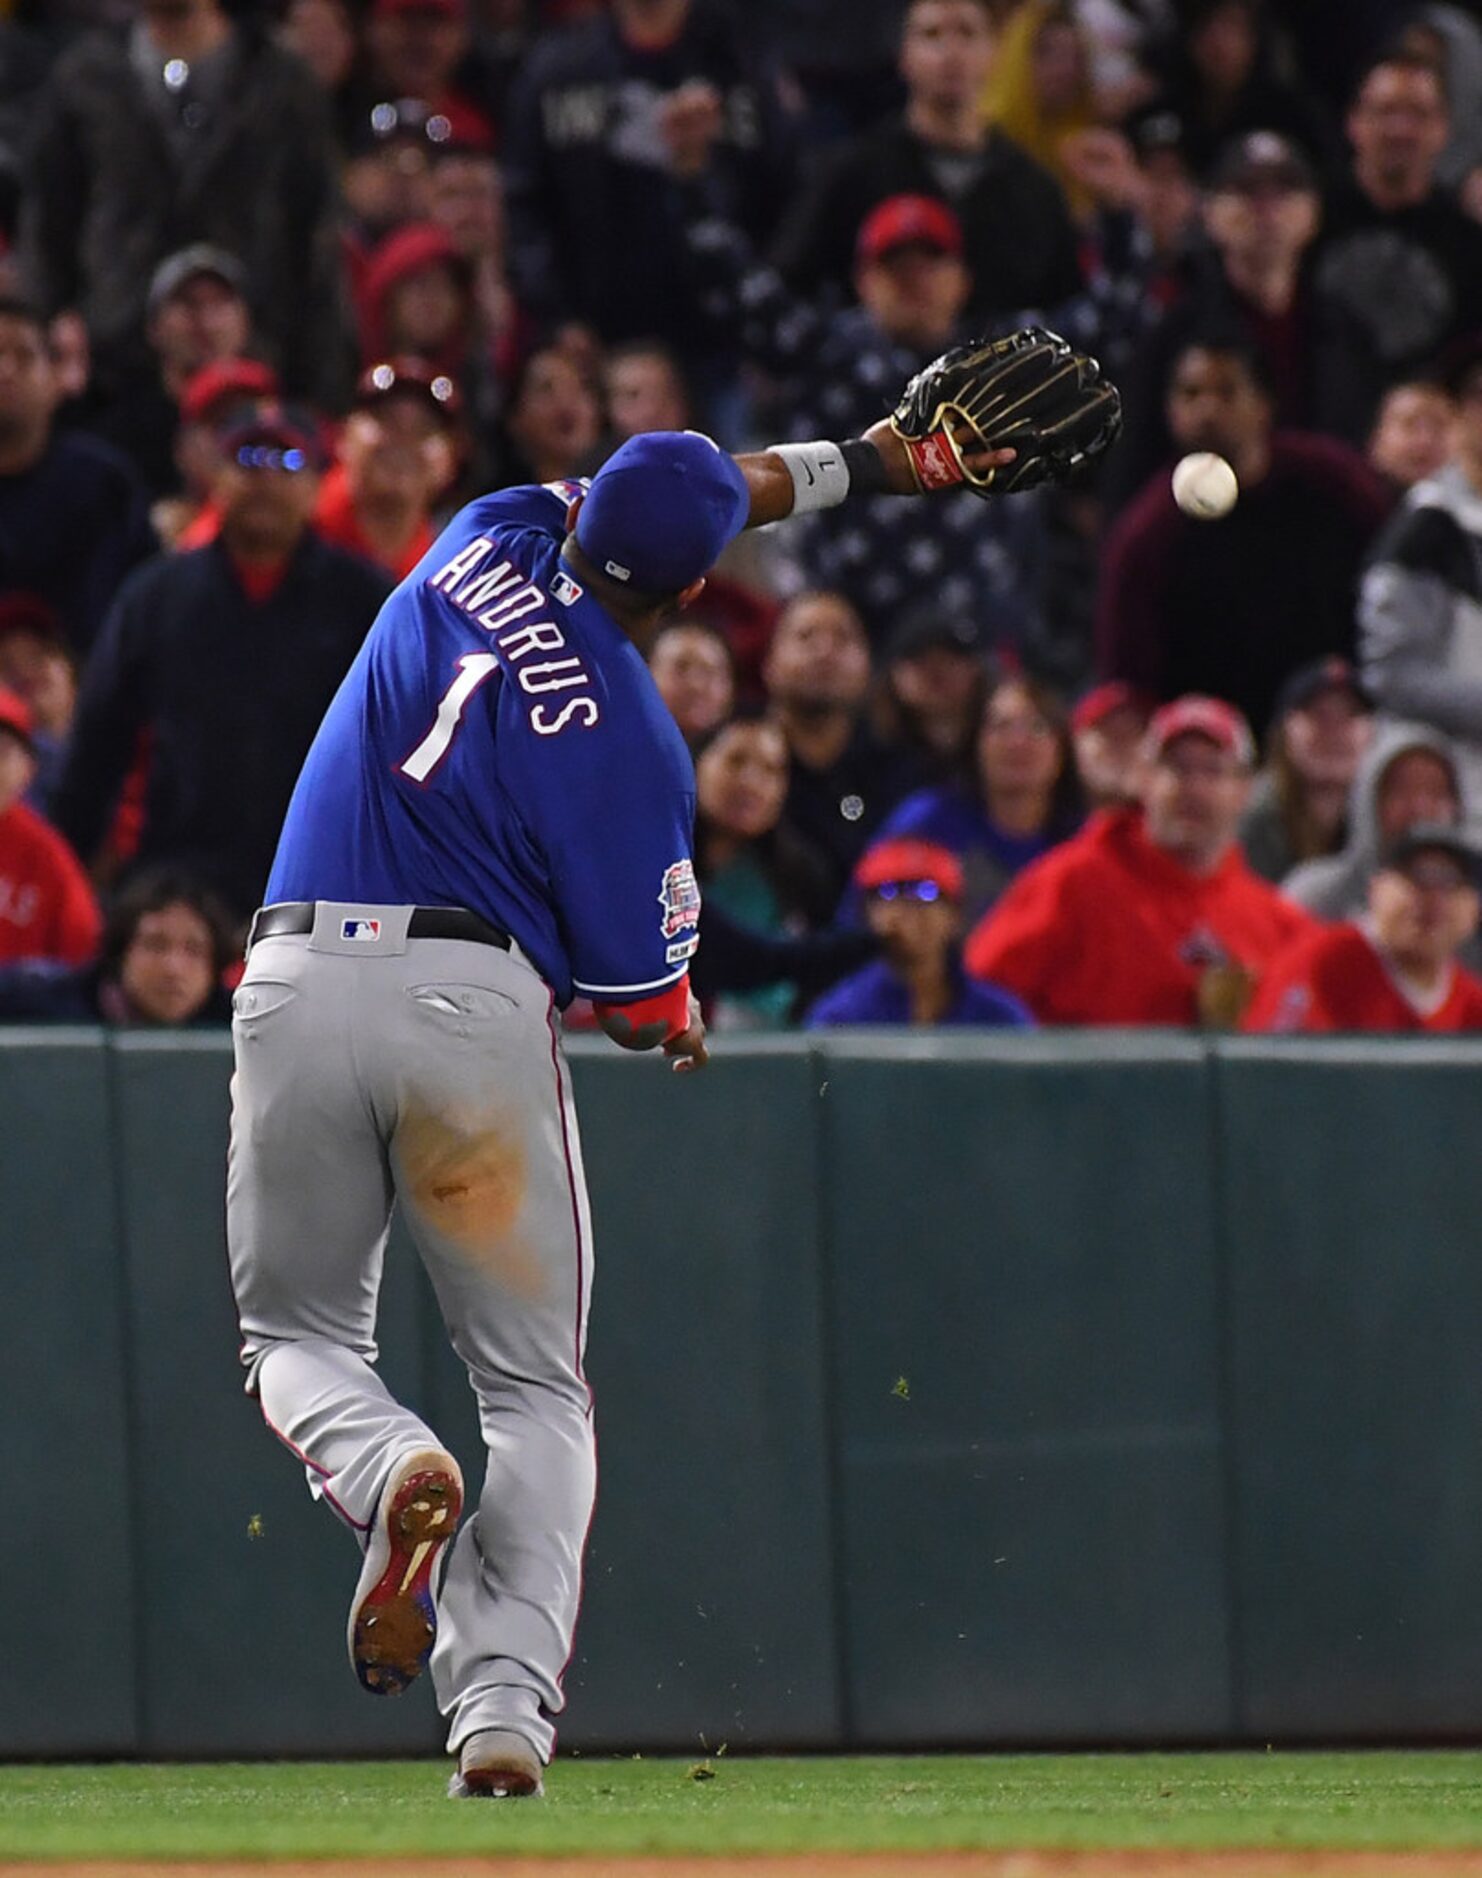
[266,480,701,1007]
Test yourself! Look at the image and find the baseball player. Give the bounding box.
[225,335,1120,1799]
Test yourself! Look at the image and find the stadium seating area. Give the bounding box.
[0,0,1479,1034]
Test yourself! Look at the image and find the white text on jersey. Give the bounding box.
[430,535,600,736]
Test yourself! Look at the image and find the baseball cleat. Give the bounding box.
[448,1729,545,1799]
[349,1447,463,1696]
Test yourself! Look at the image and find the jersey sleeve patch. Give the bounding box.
[658,858,702,938]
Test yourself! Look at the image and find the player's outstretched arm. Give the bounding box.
[732,424,1016,528]
[736,326,1121,524]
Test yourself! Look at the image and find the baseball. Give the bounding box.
[1172,452,1239,519]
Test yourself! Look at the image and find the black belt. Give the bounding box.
[248,901,512,952]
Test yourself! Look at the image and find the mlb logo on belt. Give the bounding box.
[342,918,382,941]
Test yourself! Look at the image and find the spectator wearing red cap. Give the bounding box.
[692,193,1048,646]
[804,837,1033,1027]
[872,669,1083,924]
[0,687,100,969]
[50,409,391,925]
[772,0,1082,322]
[1071,680,1153,809]
[1244,826,1482,1033]
[19,0,346,412]
[0,596,76,816]
[0,298,156,662]
[1239,656,1374,884]
[1097,334,1390,739]
[501,0,797,403]
[314,360,461,579]
[155,358,282,548]
[965,695,1314,1026]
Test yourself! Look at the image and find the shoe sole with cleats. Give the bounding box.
[349,1449,463,1696]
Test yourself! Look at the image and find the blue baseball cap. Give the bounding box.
[576,431,750,595]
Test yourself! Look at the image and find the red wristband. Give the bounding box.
[592,974,691,1043]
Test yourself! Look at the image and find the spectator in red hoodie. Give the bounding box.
[359,222,476,376]
[1245,826,1482,1033]
[357,221,506,452]
[314,359,461,579]
[965,694,1313,1026]
[0,686,100,967]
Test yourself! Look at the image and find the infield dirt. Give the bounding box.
[12,1853,1482,1877]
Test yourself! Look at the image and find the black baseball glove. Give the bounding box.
[889,326,1122,497]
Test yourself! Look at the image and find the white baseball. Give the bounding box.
[1171,452,1239,520]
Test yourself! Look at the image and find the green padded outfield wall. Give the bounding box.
[820,1034,1232,1745]
[0,1032,137,1754]
[1217,1038,1482,1739]
[6,1029,1482,1755]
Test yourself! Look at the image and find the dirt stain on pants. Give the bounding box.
[393,1102,545,1299]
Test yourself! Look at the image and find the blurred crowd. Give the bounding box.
[0,0,1481,1034]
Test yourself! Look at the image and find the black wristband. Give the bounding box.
[841,436,891,496]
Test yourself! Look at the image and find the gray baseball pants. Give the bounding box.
[226,903,595,1762]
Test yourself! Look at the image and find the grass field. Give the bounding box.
[4,1751,1482,1862]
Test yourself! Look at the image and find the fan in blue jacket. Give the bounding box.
[804,837,1032,1028]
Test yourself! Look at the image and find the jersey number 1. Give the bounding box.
[401,654,498,782]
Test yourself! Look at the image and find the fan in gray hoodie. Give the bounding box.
[1282,723,1463,920]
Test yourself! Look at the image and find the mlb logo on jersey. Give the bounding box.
[658,859,701,939]
[342,918,383,941]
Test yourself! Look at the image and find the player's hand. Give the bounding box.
[861,418,1016,496]
[663,991,709,1074]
